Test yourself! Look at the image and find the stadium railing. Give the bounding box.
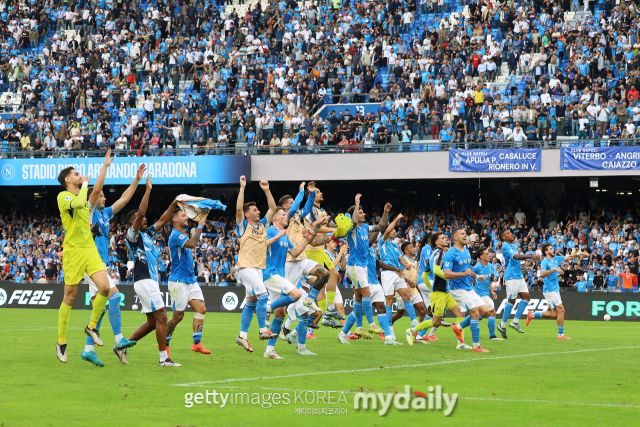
[2,138,639,158]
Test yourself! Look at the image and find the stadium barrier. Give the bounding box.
[0,283,638,322]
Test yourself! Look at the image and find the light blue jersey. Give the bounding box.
[367,246,380,285]
[443,246,473,291]
[379,238,402,269]
[90,205,113,265]
[168,228,196,283]
[472,262,492,297]
[417,244,433,285]
[346,223,370,267]
[125,224,160,282]
[502,241,524,280]
[264,226,294,279]
[541,255,565,293]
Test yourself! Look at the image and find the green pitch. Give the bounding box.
[1,309,638,427]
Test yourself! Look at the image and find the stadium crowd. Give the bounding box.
[1,0,639,156]
[2,201,640,293]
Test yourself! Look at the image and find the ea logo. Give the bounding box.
[1,164,15,181]
[222,292,239,311]
[0,288,7,306]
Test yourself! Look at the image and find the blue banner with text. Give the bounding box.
[449,149,542,172]
[560,147,640,170]
[0,156,250,186]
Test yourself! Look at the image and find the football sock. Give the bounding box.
[341,312,356,335]
[512,300,528,324]
[415,318,433,332]
[307,288,320,301]
[192,332,202,345]
[297,316,309,346]
[85,309,105,352]
[284,317,294,330]
[166,335,172,347]
[270,294,297,310]
[257,293,269,331]
[159,350,168,363]
[385,306,393,325]
[404,300,417,321]
[326,291,336,305]
[354,301,363,328]
[428,327,437,336]
[558,325,564,336]
[108,293,123,342]
[378,313,390,336]
[470,319,480,345]
[501,302,514,328]
[362,297,375,324]
[318,299,328,311]
[458,315,472,329]
[57,302,71,345]
[488,316,496,337]
[535,312,543,318]
[240,301,257,339]
[267,316,284,347]
[89,293,109,329]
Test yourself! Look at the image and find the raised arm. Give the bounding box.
[236,175,246,225]
[267,229,286,247]
[513,253,540,261]
[182,219,206,249]
[154,198,179,230]
[369,203,392,234]
[383,212,403,241]
[260,180,277,225]
[132,175,152,232]
[70,176,91,208]
[352,193,361,227]
[89,148,114,206]
[301,181,316,218]
[111,164,146,214]
[286,182,306,218]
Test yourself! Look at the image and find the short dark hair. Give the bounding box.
[243,202,256,214]
[401,241,412,253]
[477,247,488,258]
[57,167,74,188]
[347,205,361,217]
[541,244,552,256]
[278,195,293,206]
[431,231,443,248]
[126,209,139,223]
[451,227,464,238]
[499,229,509,240]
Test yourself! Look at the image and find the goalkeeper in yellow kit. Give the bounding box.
[56,149,117,364]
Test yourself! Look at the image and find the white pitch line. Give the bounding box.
[173,346,640,387]
[0,324,238,332]
[176,385,640,409]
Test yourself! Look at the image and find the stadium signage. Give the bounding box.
[0,156,250,186]
[560,147,640,170]
[449,149,542,172]
[354,385,457,416]
[1,284,638,322]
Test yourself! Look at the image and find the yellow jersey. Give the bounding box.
[236,218,268,269]
[57,189,95,249]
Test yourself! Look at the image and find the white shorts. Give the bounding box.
[396,292,424,310]
[288,286,313,319]
[84,268,117,298]
[418,283,431,308]
[346,265,369,289]
[450,289,486,312]
[285,259,319,288]
[265,274,296,302]
[168,281,204,312]
[370,282,385,304]
[544,291,563,308]
[506,278,528,299]
[481,295,495,311]
[237,267,267,297]
[134,278,164,314]
[381,270,407,295]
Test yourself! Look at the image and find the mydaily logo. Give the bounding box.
[354,385,457,416]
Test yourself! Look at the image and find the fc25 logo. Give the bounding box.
[5,290,54,305]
